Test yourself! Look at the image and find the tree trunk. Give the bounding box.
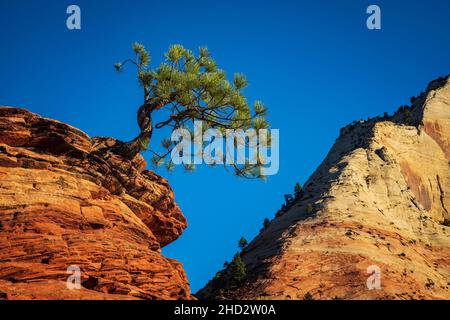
[110,103,153,159]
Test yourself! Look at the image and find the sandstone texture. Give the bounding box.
[199,76,450,300]
[0,107,192,300]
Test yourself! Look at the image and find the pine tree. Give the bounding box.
[294,182,303,199]
[263,218,271,229]
[113,43,271,178]
[284,194,294,205]
[305,203,314,214]
[238,236,248,249]
[229,252,246,285]
[404,109,412,124]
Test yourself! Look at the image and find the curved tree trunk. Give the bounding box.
[110,103,153,159]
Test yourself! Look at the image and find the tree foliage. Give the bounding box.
[294,182,303,198]
[238,236,248,249]
[263,218,271,229]
[115,42,271,178]
[229,252,246,285]
[284,193,294,205]
[305,203,314,214]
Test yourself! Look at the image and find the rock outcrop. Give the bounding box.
[0,107,192,300]
[198,76,450,300]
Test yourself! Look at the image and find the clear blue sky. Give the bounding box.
[1,0,450,293]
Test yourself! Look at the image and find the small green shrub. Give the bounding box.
[294,182,303,199]
[304,292,314,300]
[305,204,314,215]
[284,194,294,205]
[229,253,246,285]
[238,237,248,249]
[263,218,271,229]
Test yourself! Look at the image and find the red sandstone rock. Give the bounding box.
[0,107,192,300]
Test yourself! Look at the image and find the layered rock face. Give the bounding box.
[0,107,192,300]
[199,76,450,300]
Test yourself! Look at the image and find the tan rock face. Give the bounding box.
[198,76,450,300]
[0,107,192,300]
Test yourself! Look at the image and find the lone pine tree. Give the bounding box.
[238,236,248,249]
[229,252,246,285]
[263,218,271,229]
[113,43,271,178]
[294,182,303,198]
